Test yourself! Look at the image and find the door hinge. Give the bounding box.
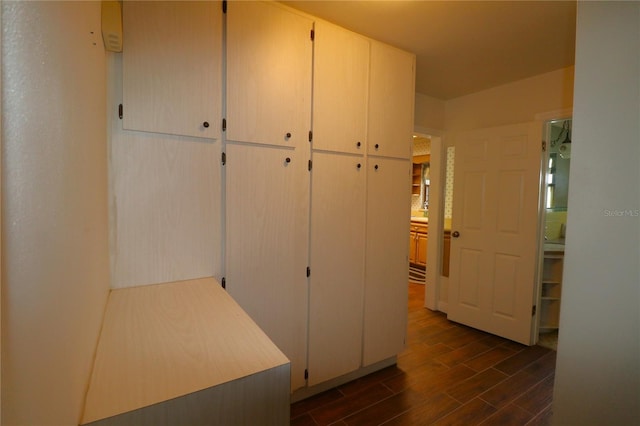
[118,104,123,119]
[308,130,313,142]
[532,305,537,316]
[221,277,226,289]
[310,29,315,41]
[222,118,227,132]
[308,159,312,171]
[222,0,227,13]
[542,141,546,152]
[304,369,309,380]
[306,266,311,277]
[222,152,226,165]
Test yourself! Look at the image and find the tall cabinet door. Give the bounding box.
[122,1,222,139]
[363,158,411,366]
[312,20,369,154]
[368,41,415,159]
[226,1,312,148]
[225,144,309,392]
[308,152,366,385]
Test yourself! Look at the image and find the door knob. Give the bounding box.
[452,231,460,238]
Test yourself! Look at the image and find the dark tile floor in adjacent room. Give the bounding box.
[291,283,555,425]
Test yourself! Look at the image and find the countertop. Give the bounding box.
[410,216,429,224]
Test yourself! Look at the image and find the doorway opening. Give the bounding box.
[537,118,572,350]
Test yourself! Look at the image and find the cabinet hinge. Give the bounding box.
[306,266,311,277]
[532,305,537,316]
[542,141,546,152]
[308,159,312,171]
[222,118,227,132]
[308,130,313,142]
[118,104,123,119]
[222,152,226,166]
[304,369,309,380]
[221,277,226,289]
[310,29,314,41]
[222,0,227,14]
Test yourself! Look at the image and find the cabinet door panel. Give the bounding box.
[308,152,366,385]
[225,143,309,392]
[123,1,222,139]
[364,158,411,366]
[368,41,415,159]
[313,20,369,154]
[226,2,312,148]
[416,233,428,266]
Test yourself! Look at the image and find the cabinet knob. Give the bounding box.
[375,143,379,149]
[203,121,210,128]
[356,141,361,148]
[357,163,362,169]
[285,132,292,139]
[285,157,291,163]
[374,164,379,170]
[452,231,460,238]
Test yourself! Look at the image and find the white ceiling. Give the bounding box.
[282,1,577,100]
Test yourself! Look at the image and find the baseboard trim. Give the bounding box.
[290,356,397,403]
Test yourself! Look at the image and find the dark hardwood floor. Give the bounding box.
[291,283,555,425]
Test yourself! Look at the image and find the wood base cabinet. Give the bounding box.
[409,221,428,267]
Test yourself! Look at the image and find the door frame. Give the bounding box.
[532,108,573,342]
[413,126,443,311]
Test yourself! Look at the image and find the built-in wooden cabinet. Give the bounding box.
[312,20,369,154]
[412,163,422,195]
[363,158,411,366]
[409,221,428,267]
[308,152,366,385]
[224,143,309,392]
[368,40,415,160]
[122,1,222,139]
[115,0,415,399]
[226,1,312,147]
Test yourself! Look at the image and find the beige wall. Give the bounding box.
[552,2,640,424]
[444,66,574,132]
[2,2,110,424]
[414,92,445,132]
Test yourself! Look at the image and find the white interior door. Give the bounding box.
[448,122,542,345]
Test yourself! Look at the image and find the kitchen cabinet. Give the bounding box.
[368,40,415,160]
[412,162,422,195]
[122,1,222,139]
[224,143,309,392]
[308,152,366,385]
[539,249,564,332]
[363,158,411,366]
[226,1,312,147]
[312,20,369,154]
[409,220,428,267]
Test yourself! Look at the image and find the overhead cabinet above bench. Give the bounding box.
[114,0,415,399]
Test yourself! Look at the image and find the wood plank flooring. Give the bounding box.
[291,283,555,425]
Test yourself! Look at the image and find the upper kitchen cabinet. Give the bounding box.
[122,1,222,139]
[367,41,415,160]
[226,1,313,148]
[312,20,369,155]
